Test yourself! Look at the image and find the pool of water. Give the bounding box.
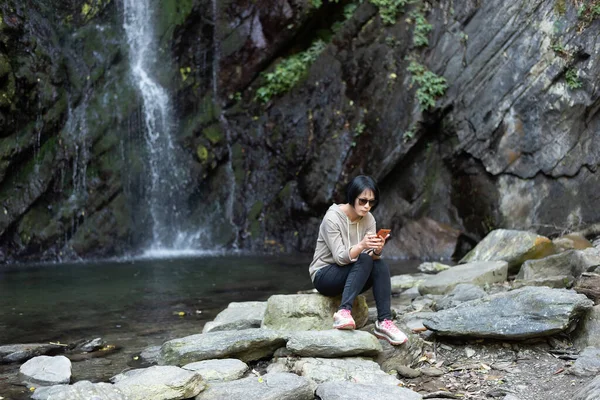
[0,254,421,397]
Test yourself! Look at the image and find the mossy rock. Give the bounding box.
[202,123,223,145]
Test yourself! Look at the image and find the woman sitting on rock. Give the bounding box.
[308,175,408,345]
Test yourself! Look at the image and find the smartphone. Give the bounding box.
[377,229,391,239]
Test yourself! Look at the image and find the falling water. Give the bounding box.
[123,0,201,255]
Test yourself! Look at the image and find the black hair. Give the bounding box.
[346,175,379,210]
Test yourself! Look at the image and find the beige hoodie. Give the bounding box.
[309,204,376,282]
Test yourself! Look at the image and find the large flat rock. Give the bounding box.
[316,381,422,400]
[418,261,507,295]
[286,330,382,357]
[195,372,313,400]
[160,328,287,365]
[423,286,593,339]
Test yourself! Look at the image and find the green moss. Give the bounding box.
[248,201,263,237]
[197,145,209,163]
[202,124,223,144]
[17,204,53,246]
[156,0,194,40]
[81,0,110,22]
[554,0,567,15]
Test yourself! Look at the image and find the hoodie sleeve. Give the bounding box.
[321,216,355,265]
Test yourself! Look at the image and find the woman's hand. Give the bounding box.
[360,232,384,253]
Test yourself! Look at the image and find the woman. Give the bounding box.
[309,175,408,345]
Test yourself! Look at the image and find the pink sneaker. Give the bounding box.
[374,319,408,345]
[333,309,356,330]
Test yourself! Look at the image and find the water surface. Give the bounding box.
[0,254,420,396]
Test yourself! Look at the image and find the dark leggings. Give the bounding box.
[313,253,392,321]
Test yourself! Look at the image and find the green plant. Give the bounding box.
[407,60,447,110]
[369,0,409,25]
[402,125,416,141]
[410,8,432,47]
[565,68,582,89]
[255,40,326,103]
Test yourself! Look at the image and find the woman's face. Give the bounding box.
[353,189,376,217]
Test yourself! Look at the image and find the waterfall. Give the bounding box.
[123,0,203,256]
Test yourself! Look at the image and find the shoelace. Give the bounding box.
[381,320,399,332]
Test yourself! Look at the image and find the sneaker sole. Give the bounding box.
[374,330,408,345]
[333,322,356,330]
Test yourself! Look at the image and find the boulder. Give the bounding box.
[286,330,382,358]
[423,286,594,339]
[31,381,127,400]
[0,343,65,364]
[316,381,422,400]
[391,274,429,293]
[573,305,600,349]
[418,261,508,295]
[552,233,593,252]
[574,273,600,304]
[568,347,600,377]
[417,261,451,274]
[111,365,204,400]
[460,229,555,273]
[262,294,369,330]
[160,328,287,365]
[195,372,313,400]
[517,248,600,285]
[270,357,401,386]
[20,355,71,387]
[202,301,266,333]
[182,359,248,382]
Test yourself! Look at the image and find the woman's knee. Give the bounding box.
[356,253,374,269]
[373,259,390,273]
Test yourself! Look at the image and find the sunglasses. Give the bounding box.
[357,198,377,207]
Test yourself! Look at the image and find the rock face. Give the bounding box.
[4,0,600,261]
[422,286,594,339]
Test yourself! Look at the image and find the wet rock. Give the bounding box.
[202,301,266,333]
[460,230,555,274]
[286,330,382,358]
[182,358,248,382]
[139,345,161,365]
[262,294,369,330]
[31,380,127,400]
[159,328,287,365]
[111,365,205,400]
[316,381,422,400]
[423,287,593,339]
[75,337,106,353]
[418,261,508,295]
[0,343,65,364]
[195,372,313,400]
[20,355,71,386]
